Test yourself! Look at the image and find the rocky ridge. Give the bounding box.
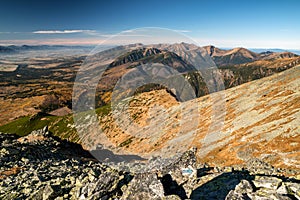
[1,127,300,199]
[203,45,299,66]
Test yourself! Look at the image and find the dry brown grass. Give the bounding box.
[0,167,22,179]
[92,65,300,171]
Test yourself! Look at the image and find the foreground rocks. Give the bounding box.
[1,127,300,199]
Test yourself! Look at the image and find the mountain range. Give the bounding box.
[0,43,299,173]
[203,45,298,66]
[77,43,299,106]
[1,44,299,58]
[53,43,300,172]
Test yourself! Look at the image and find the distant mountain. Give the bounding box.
[250,48,289,53]
[203,45,298,66]
[250,48,300,55]
[108,47,195,72]
[74,43,300,107]
[2,44,298,62]
[1,43,299,109]
[0,46,16,53]
[0,45,93,54]
[151,42,214,69]
[259,51,298,60]
[212,47,258,66]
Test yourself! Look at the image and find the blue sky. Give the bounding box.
[1,0,300,48]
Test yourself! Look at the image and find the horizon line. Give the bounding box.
[1,42,300,51]
[1,38,300,51]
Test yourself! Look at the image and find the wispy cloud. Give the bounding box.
[121,29,191,34]
[279,29,291,32]
[174,30,191,33]
[0,32,23,34]
[32,29,135,37]
[33,30,96,34]
[122,30,135,33]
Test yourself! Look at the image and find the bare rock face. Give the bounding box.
[1,128,300,199]
[121,173,164,200]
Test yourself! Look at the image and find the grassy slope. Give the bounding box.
[0,104,111,143]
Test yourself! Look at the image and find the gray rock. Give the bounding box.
[225,190,249,200]
[235,179,254,193]
[162,194,182,200]
[253,176,282,190]
[1,130,300,200]
[246,158,275,175]
[250,188,292,200]
[33,184,55,200]
[285,182,300,198]
[276,184,288,195]
[21,157,30,164]
[0,148,9,156]
[121,173,164,200]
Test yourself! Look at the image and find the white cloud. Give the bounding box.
[33,30,96,34]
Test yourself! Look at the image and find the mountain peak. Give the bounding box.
[109,47,162,68]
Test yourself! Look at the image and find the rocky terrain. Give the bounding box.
[1,127,300,199]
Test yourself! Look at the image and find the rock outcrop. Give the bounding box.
[1,127,299,199]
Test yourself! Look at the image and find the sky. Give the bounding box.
[1,0,300,49]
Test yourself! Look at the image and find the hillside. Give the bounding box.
[78,64,300,171]
[2,62,299,172]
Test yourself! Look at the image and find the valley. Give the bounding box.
[0,43,299,172]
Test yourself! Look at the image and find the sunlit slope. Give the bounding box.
[91,65,300,170]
